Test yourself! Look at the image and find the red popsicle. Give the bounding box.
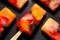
[10,12,34,40]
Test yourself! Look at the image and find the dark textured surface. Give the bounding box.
[0,0,60,40]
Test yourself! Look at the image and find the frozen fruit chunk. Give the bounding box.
[30,3,46,24]
[8,0,28,9]
[41,18,60,40]
[0,7,16,27]
[40,0,60,11]
[0,16,9,26]
[16,12,34,35]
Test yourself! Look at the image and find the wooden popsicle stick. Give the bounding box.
[10,31,22,40]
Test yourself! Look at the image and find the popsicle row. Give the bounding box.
[8,0,60,11]
[0,3,46,39]
[10,3,60,40]
[10,3,46,40]
[0,2,60,40]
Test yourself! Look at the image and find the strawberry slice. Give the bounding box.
[0,16,9,27]
[16,12,34,35]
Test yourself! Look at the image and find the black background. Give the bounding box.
[0,0,60,40]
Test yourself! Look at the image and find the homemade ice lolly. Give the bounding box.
[41,18,60,40]
[0,7,16,27]
[30,3,46,25]
[40,0,60,11]
[10,12,34,40]
[8,0,28,9]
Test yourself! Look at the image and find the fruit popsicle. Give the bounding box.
[0,7,16,27]
[40,0,60,11]
[8,0,28,9]
[41,18,60,40]
[30,3,46,25]
[10,12,34,40]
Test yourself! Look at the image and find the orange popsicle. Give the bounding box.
[0,7,16,27]
[30,3,46,25]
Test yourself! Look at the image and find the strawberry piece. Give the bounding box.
[0,16,9,26]
[16,12,34,35]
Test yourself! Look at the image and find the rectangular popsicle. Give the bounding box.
[41,18,60,40]
[30,3,46,25]
[10,12,34,40]
[0,7,16,27]
[40,0,60,11]
[8,0,28,9]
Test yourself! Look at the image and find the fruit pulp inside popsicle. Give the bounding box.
[0,16,9,33]
[0,16,9,27]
